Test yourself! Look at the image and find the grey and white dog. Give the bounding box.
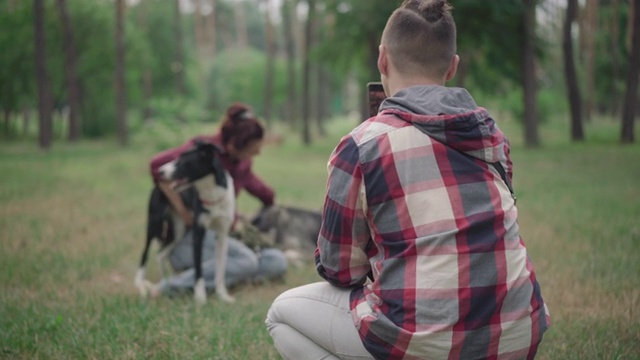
[251,205,322,267]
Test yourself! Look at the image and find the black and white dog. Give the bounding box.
[135,141,235,304]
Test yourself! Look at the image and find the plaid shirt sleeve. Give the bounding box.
[315,135,372,287]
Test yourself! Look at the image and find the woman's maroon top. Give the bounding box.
[149,133,274,207]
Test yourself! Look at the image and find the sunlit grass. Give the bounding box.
[0,114,638,359]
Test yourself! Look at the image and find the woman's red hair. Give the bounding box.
[219,103,264,150]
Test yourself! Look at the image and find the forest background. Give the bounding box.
[1,0,638,146]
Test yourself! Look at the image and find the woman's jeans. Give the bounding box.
[156,229,288,294]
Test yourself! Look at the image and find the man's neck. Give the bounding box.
[387,75,445,97]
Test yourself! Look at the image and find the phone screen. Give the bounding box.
[367,82,386,119]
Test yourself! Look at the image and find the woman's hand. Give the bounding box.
[179,208,194,227]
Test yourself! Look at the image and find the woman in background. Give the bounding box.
[147,103,287,296]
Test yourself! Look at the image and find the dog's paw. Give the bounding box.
[134,269,146,295]
[136,280,159,299]
[217,290,236,303]
[136,283,149,298]
[194,279,207,305]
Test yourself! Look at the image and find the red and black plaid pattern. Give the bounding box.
[316,108,549,360]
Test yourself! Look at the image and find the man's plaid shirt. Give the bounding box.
[315,86,549,360]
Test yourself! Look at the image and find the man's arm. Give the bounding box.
[315,136,371,287]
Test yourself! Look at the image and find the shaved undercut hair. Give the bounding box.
[381,0,457,79]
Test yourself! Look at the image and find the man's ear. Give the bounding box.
[378,45,389,77]
[445,54,460,82]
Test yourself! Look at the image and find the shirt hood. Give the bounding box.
[379,85,508,164]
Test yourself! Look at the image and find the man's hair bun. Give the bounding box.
[402,0,452,22]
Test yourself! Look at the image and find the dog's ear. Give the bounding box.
[191,141,228,188]
[212,143,225,154]
[211,154,228,189]
[190,143,216,166]
[193,139,209,149]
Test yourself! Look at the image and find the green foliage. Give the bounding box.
[317,0,530,90]
[536,86,569,124]
[148,97,209,124]
[454,1,527,89]
[63,4,105,136]
[0,0,201,139]
[318,0,401,82]
[591,2,631,114]
[477,84,566,127]
[0,0,634,143]
[214,0,268,53]
[69,0,160,138]
[0,3,35,113]
[129,0,185,99]
[0,0,163,138]
[207,47,289,117]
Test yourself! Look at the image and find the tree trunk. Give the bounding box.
[115,0,128,146]
[627,0,636,53]
[281,0,297,127]
[220,5,234,51]
[174,0,186,96]
[292,0,304,59]
[203,0,217,58]
[263,0,276,123]
[316,65,329,137]
[142,68,154,123]
[584,0,598,121]
[23,107,31,135]
[564,0,585,141]
[314,9,328,137]
[194,0,205,56]
[522,0,539,148]
[621,0,640,143]
[138,0,154,123]
[234,1,248,48]
[610,0,621,115]
[34,0,53,150]
[3,109,10,136]
[56,0,81,142]
[301,0,316,145]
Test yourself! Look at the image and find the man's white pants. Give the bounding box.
[266,282,374,360]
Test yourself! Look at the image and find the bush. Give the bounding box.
[207,47,289,117]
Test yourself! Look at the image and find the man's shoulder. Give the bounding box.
[349,111,412,146]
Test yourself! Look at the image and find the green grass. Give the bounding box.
[1,115,639,359]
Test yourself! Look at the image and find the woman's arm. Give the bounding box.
[149,141,197,226]
[242,172,275,207]
[157,181,193,226]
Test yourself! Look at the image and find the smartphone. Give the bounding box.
[367,82,386,119]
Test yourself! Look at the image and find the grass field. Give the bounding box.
[1,115,638,359]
